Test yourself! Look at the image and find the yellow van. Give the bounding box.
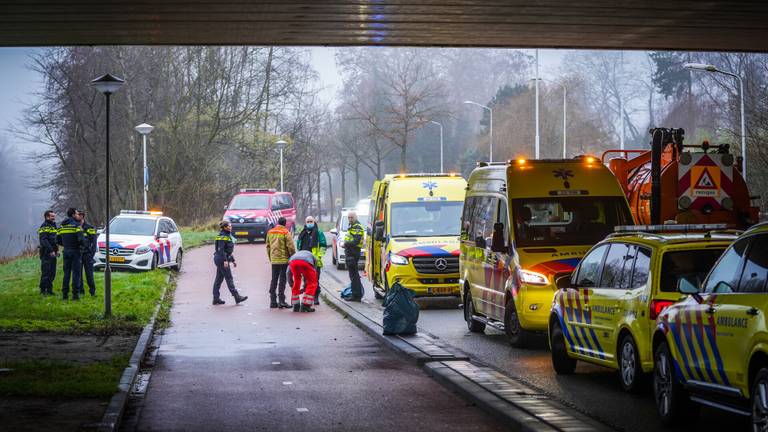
[460,157,633,347]
[367,173,467,300]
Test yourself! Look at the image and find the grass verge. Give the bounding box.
[0,355,129,397]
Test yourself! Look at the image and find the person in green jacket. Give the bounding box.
[296,215,327,305]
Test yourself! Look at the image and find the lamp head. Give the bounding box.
[275,139,288,150]
[134,123,154,135]
[683,63,718,73]
[91,73,125,95]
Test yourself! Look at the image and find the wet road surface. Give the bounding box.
[320,250,749,432]
[136,243,506,432]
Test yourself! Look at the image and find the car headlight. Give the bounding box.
[135,246,151,255]
[520,269,549,286]
[390,253,409,265]
[255,216,267,223]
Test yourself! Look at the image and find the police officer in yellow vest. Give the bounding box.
[212,220,248,306]
[343,210,365,301]
[38,210,58,296]
[296,215,327,305]
[77,210,98,297]
[57,208,85,300]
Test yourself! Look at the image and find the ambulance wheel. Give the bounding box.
[751,368,768,431]
[504,297,531,348]
[550,322,576,374]
[464,291,485,333]
[654,341,697,426]
[619,334,645,393]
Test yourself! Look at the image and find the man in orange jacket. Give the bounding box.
[266,217,296,308]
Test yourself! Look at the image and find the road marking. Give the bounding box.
[272,361,281,365]
[283,381,293,385]
[296,408,309,412]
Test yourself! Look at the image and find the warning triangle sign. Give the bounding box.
[694,168,718,190]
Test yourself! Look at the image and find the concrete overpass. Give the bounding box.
[2,1,767,51]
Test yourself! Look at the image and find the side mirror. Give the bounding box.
[330,228,338,236]
[491,222,506,253]
[158,232,169,239]
[223,205,228,210]
[374,220,385,241]
[677,276,700,295]
[555,274,573,290]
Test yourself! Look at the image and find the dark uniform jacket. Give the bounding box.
[213,230,235,262]
[343,220,364,256]
[82,222,98,255]
[38,220,58,256]
[57,217,85,251]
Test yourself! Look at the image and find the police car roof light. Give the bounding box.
[240,188,277,193]
[614,223,728,233]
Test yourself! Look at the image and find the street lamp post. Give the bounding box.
[275,139,287,191]
[134,123,154,211]
[531,78,567,158]
[428,120,444,172]
[464,101,493,162]
[684,62,747,181]
[91,73,125,319]
[534,49,540,159]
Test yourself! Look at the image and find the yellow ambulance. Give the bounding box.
[366,173,467,300]
[460,157,633,347]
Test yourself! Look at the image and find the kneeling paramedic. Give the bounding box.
[288,250,318,313]
[212,220,248,305]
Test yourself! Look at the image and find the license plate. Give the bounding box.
[431,286,455,295]
[109,256,126,263]
[235,231,249,236]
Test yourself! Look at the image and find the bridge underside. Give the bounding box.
[3,1,768,51]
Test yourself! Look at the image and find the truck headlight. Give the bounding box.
[390,253,409,265]
[135,246,151,255]
[255,216,267,223]
[520,269,549,286]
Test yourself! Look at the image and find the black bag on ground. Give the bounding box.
[382,282,419,335]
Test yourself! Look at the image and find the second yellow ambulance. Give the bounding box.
[460,157,633,347]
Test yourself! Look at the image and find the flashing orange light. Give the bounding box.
[449,172,457,177]
[516,158,527,166]
[585,156,596,164]
[149,210,164,216]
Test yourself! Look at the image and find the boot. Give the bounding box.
[293,304,301,312]
[300,304,316,313]
[213,298,226,305]
[313,298,320,305]
[279,301,291,309]
[270,302,278,308]
[235,295,248,305]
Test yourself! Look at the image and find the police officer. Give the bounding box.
[57,208,85,300]
[343,210,365,301]
[212,220,248,305]
[77,211,98,297]
[38,210,58,295]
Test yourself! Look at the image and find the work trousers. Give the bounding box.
[212,258,239,300]
[289,260,317,306]
[77,252,96,296]
[39,253,56,294]
[345,253,363,299]
[62,249,82,298]
[269,263,288,303]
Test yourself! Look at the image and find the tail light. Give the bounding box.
[650,299,675,320]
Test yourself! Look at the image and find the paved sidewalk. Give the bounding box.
[136,244,505,432]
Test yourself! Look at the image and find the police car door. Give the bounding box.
[705,235,768,390]
[166,219,182,263]
[567,244,608,357]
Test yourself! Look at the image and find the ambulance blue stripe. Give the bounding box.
[588,328,606,360]
[681,322,706,381]
[703,322,730,386]
[691,319,719,383]
[556,311,577,354]
[668,322,695,381]
[576,326,594,356]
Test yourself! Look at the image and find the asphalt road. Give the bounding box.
[135,242,506,432]
[320,251,750,432]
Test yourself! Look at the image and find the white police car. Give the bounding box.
[94,210,183,271]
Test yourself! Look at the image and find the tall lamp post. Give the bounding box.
[531,78,567,158]
[534,49,540,159]
[684,62,747,181]
[464,100,493,162]
[275,139,287,191]
[134,123,154,211]
[428,120,444,172]
[91,73,125,318]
